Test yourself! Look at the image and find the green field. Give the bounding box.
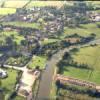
[42,38,59,45]
[2,21,39,29]
[14,96,25,100]
[28,56,47,69]
[1,68,18,99]
[64,22,100,39]
[0,8,16,15]
[26,1,64,8]
[4,1,28,8]
[63,45,100,84]
[0,1,73,8]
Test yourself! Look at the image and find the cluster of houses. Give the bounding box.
[87,11,100,22]
[44,19,63,34]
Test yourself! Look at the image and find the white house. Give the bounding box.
[0,69,8,78]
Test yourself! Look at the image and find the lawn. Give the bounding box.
[4,1,28,8]
[64,22,100,39]
[28,56,47,69]
[1,68,18,99]
[0,8,16,15]
[63,45,100,84]
[2,21,39,29]
[27,1,64,8]
[14,96,25,100]
[42,38,59,45]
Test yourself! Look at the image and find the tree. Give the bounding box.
[0,24,3,32]
[20,40,28,46]
[5,37,13,46]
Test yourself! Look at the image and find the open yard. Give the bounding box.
[62,45,100,84]
[4,1,28,8]
[26,1,64,8]
[28,56,47,69]
[0,8,16,15]
[2,21,39,29]
[42,38,59,45]
[1,68,18,99]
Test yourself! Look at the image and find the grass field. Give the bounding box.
[26,1,64,8]
[63,45,100,84]
[64,22,100,39]
[2,21,39,29]
[1,68,18,99]
[0,1,72,8]
[28,56,47,69]
[4,1,28,8]
[0,8,16,15]
[42,38,59,45]
[14,96,25,100]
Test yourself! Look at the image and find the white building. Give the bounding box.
[0,69,8,78]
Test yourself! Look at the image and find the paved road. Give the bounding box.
[36,39,100,100]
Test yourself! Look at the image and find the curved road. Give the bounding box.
[36,39,100,100]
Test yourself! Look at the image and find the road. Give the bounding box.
[36,39,100,100]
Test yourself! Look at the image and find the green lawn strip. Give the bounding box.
[0,8,16,15]
[27,1,48,7]
[42,38,59,45]
[14,35,25,45]
[28,56,47,69]
[26,1,64,8]
[1,68,18,98]
[64,22,100,38]
[14,96,25,100]
[4,1,28,8]
[50,81,57,99]
[2,21,39,29]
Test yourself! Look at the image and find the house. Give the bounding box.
[0,69,8,78]
[64,37,81,44]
